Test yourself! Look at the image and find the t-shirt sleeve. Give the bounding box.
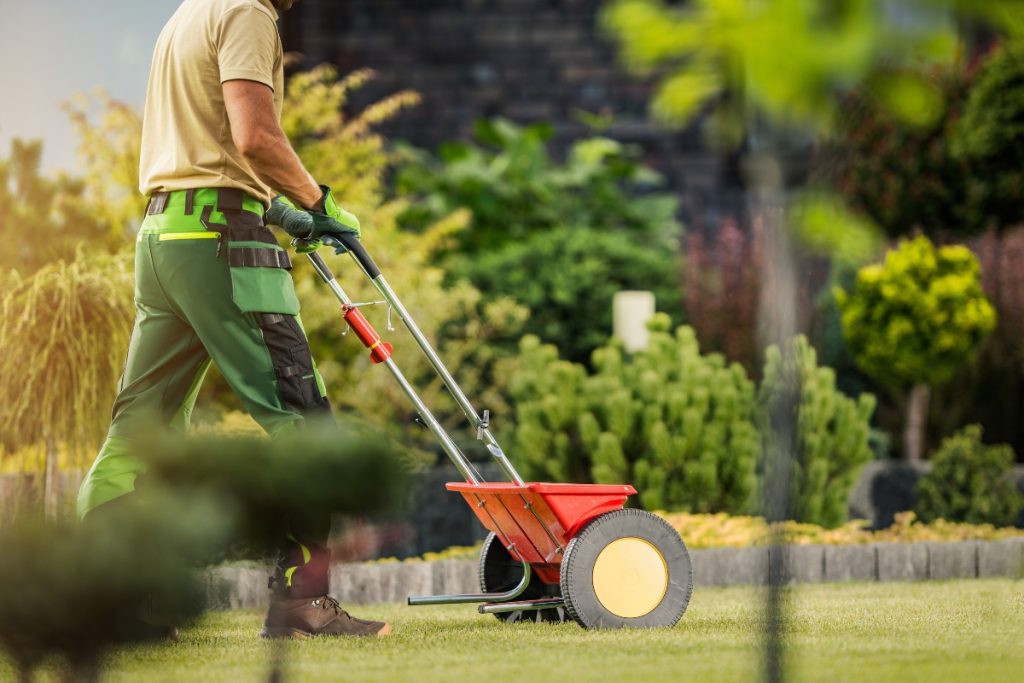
[216,6,280,88]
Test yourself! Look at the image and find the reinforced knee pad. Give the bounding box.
[254,313,331,417]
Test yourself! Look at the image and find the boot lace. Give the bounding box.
[315,595,350,618]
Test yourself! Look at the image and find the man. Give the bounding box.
[77,0,391,638]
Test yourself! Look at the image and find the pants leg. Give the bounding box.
[80,219,334,597]
[146,230,333,598]
[78,240,212,519]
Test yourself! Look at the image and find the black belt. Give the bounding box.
[146,188,252,217]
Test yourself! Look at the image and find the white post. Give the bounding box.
[613,290,656,353]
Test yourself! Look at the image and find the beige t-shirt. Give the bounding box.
[139,0,284,207]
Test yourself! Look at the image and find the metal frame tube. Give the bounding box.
[478,597,565,615]
[335,246,525,485]
[306,252,482,484]
[407,560,532,606]
[369,273,525,485]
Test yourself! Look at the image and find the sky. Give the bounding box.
[0,0,183,172]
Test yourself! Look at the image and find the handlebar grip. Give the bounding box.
[323,233,381,279]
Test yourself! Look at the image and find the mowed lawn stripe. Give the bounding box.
[3,579,1020,683]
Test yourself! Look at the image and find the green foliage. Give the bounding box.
[274,69,528,462]
[453,227,683,364]
[64,90,147,236]
[281,66,420,213]
[601,0,958,134]
[394,117,680,254]
[952,41,1024,230]
[508,319,761,514]
[835,236,997,388]
[915,425,1023,526]
[0,490,230,681]
[143,423,409,552]
[759,336,877,528]
[821,65,982,238]
[0,139,126,275]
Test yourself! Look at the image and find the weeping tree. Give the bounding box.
[0,250,134,517]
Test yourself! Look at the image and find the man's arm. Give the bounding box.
[223,79,322,210]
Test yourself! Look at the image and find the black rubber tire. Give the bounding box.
[560,509,692,629]
[478,532,566,623]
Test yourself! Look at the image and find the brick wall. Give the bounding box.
[280,0,745,228]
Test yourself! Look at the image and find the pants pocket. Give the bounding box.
[218,212,300,316]
[231,265,301,315]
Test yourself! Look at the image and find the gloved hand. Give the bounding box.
[266,196,312,238]
[307,185,361,241]
[265,188,360,254]
[293,238,322,254]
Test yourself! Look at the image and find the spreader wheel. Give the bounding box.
[478,532,566,623]
[560,509,692,629]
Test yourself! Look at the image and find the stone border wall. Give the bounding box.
[203,538,1024,610]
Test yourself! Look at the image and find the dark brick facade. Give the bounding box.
[281,0,744,227]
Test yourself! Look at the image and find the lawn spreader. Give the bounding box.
[307,232,693,629]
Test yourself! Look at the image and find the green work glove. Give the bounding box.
[265,196,312,238]
[307,185,361,240]
[293,238,322,254]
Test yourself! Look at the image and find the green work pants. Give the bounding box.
[78,189,332,598]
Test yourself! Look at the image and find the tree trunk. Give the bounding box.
[43,436,59,520]
[904,384,931,462]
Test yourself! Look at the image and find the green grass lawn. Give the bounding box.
[5,579,1022,683]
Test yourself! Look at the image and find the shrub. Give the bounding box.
[684,218,761,374]
[915,425,1023,526]
[394,118,680,254]
[507,318,761,514]
[952,41,1024,230]
[453,226,683,364]
[0,138,128,275]
[819,65,979,238]
[835,236,997,460]
[759,336,877,528]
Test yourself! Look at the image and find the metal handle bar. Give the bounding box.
[319,235,525,486]
[306,250,483,484]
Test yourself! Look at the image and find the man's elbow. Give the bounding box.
[234,129,275,160]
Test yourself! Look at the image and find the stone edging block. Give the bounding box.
[200,539,1024,610]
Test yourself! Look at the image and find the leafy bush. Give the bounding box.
[835,236,997,460]
[394,118,680,253]
[453,226,682,364]
[684,218,761,374]
[915,425,1023,526]
[952,41,1024,230]
[0,138,131,275]
[277,68,528,462]
[759,336,877,528]
[820,66,979,238]
[507,318,761,514]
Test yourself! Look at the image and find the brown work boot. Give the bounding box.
[260,595,391,639]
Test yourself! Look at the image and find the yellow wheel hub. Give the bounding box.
[591,537,669,618]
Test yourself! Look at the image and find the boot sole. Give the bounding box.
[260,623,392,639]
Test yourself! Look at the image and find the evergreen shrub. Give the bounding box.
[915,425,1023,526]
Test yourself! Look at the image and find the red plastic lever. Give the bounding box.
[343,307,393,364]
